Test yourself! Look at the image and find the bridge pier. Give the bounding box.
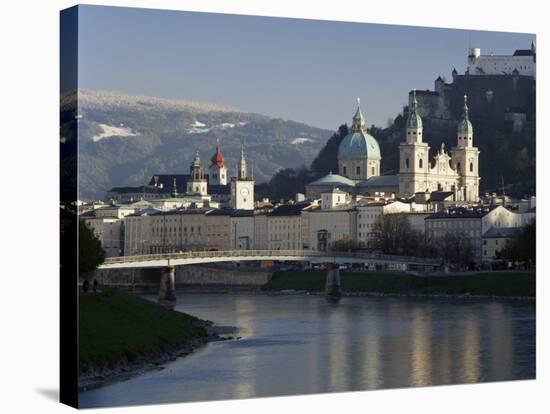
[158,266,176,310]
[325,265,342,302]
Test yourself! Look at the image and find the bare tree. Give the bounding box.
[372,214,423,255]
[439,231,475,268]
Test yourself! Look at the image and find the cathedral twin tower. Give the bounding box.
[398,90,480,202]
[333,90,480,202]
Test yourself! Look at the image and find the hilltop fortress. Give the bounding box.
[306,43,536,203]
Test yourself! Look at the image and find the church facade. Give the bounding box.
[306,93,480,203]
[398,91,480,202]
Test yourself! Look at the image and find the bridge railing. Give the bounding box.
[102,250,442,266]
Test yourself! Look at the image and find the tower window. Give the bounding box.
[405,158,409,169]
[356,166,360,175]
[470,162,474,172]
[343,166,347,175]
[419,159,423,168]
[457,162,461,172]
[372,166,375,175]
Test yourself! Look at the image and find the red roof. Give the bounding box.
[210,143,225,168]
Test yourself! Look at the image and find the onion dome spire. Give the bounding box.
[406,89,423,129]
[457,94,473,135]
[351,97,366,132]
[210,138,225,168]
[191,150,201,168]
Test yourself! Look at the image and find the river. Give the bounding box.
[79,293,535,408]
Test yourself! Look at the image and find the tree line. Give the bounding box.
[330,214,535,269]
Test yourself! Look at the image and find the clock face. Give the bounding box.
[240,187,249,197]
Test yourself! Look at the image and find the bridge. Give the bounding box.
[98,250,441,309]
[99,249,441,269]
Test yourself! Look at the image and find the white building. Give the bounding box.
[82,216,123,257]
[308,207,357,251]
[123,208,157,256]
[425,205,535,263]
[399,92,480,202]
[230,211,255,250]
[267,203,315,250]
[149,209,208,253]
[321,188,350,210]
[253,213,269,250]
[467,43,536,77]
[204,209,232,251]
[356,200,414,248]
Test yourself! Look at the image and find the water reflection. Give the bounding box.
[79,294,535,408]
[410,306,432,386]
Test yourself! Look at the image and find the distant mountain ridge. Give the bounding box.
[65,90,333,200]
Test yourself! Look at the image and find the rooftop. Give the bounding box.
[308,173,356,187]
[426,206,496,220]
[269,202,313,217]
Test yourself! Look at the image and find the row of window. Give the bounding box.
[342,165,377,176]
[152,226,201,234]
[428,221,479,229]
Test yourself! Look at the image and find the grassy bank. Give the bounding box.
[79,288,207,374]
[262,271,535,297]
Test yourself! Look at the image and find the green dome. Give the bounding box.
[407,90,423,129]
[458,95,473,135]
[339,98,381,160]
[338,130,381,160]
[308,173,356,187]
[191,150,201,168]
[457,118,473,134]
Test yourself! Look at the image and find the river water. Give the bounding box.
[79,293,535,408]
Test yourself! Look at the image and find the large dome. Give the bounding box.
[338,130,381,160]
[338,99,381,161]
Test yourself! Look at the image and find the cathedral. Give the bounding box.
[399,90,480,202]
[306,92,480,203]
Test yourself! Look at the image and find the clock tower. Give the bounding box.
[230,141,255,210]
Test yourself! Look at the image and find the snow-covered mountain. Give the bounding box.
[61,89,332,200]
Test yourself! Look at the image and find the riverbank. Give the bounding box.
[79,288,230,391]
[262,270,535,297]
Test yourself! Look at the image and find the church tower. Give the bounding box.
[451,95,480,202]
[398,90,431,197]
[230,141,254,210]
[208,139,228,185]
[186,151,208,196]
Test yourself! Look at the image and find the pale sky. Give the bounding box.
[75,5,533,130]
